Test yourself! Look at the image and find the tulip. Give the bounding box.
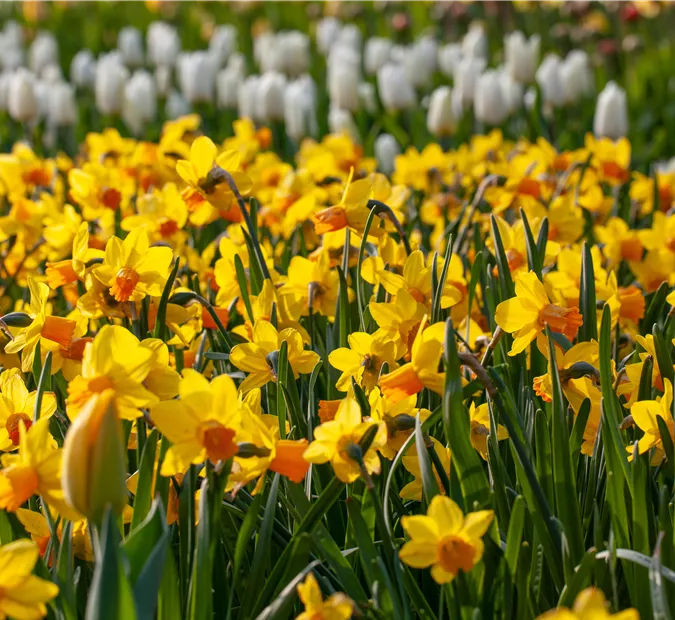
[147,21,180,67]
[334,24,362,52]
[462,23,488,60]
[154,65,172,98]
[279,31,310,77]
[377,63,416,112]
[358,82,377,114]
[70,50,97,89]
[41,64,62,84]
[438,43,462,78]
[316,17,341,54]
[285,77,316,141]
[504,32,540,84]
[209,25,237,67]
[216,67,240,110]
[122,70,157,136]
[48,82,77,127]
[95,53,128,116]
[328,107,359,142]
[404,36,437,88]
[499,69,524,115]
[329,64,360,112]
[62,390,126,525]
[536,54,565,108]
[561,50,593,104]
[364,37,393,76]
[165,89,191,120]
[256,71,286,122]
[374,133,400,175]
[29,32,58,76]
[178,51,217,104]
[593,81,628,140]
[238,75,261,121]
[474,70,509,126]
[453,56,486,108]
[8,69,38,123]
[427,86,455,136]
[118,26,144,68]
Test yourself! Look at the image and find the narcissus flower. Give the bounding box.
[537,587,638,619]
[399,495,494,584]
[468,402,508,460]
[17,507,93,561]
[151,370,244,476]
[629,378,674,464]
[229,320,319,393]
[0,539,60,620]
[94,227,173,303]
[495,271,583,356]
[303,396,386,483]
[401,437,450,500]
[296,572,354,620]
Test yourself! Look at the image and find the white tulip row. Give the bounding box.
[0,17,628,146]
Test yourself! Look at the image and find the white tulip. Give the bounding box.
[226,52,246,79]
[364,37,392,76]
[209,25,237,67]
[41,64,63,84]
[118,27,144,68]
[178,52,217,104]
[377,63,416,112]
[256,71,286,121]
[328,106,358,141]
[453,55,486,107]
[49,82,77,126]
[279,31,310,76]
[8,69,37,123]
[70,50,97,89]
[285,77,316,141]
[154,65,172,98]
[593,81,628,139]
[165,90,190,120]
[216,67,240,110]
[474,70,508,126]
[499,69,524,115]
[504,32,540,83]
[438,43,462,78]
[561,50,593,104]
[316,17,341,54]
[3,21,23,50]
[147,22,180,67]
[334,24,361,52]
[374,133,400,175]
[238,75,261,120]
[34,79,51,121]
[536,54,565,108]
[95,54,128,115]
[462,23,487,60]
[427,86,455,136]
[358,82,377,114]
[29,32,58,75]
[254,32,276,71]
[123,70,156,136]
[329,65,360,112]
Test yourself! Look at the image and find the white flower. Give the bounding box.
[49,82,77,127]
[358,82,377,114]
[216,67,240,110]
[536,54,565,108]
[118,27,144,68]
[328,107,358,141]
[256,71,286,121]
[474,70,508,126]
[462,23,487,60]
[177,52,217,104]
[364,37,393,76]
[374,133,400,175]
[334,24,361,52]
[8,68,37,123]
[593,81,628,139]
[123,70,157,136]
[209,25,237,68]
[165,90,190,120]
[453,55,486,107]
[316,17,342,54]
[29,32,58,75]
[504,32,540,84]
[285,76,316,141]
[498,69,524,115]
[147,22,180,67]
[95,53,128,115]
[561,50,593,104]
[329,64,360,112]
[377,63,416,112]
[70,50,97,89]
[438,43,462,78]
[238,75,261,120]
[427,86,455,136]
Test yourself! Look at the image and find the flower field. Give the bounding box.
[1,1,675,619]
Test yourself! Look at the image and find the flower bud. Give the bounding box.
[364,37,392,76]
[238,75,261,120]
[561,50,593,104]
[474,70,509,126]
[374,133,400,175]
[316,17,341,54]
[165,89,191,120]
[147,22,180,68]
[438,43,462,78]
[209,25,237,68]
[404,36,437,89]
[62,390,127,524]
[453,56,486,108]
[49,82,77,127]
[358,82,377,114]
[279,31,310,77]
[329,64,359,112]
[123,70,157,136]
[504,32,540,84]
[499,69,524,115]
[536,54,565,108]
[118,26,144,68]
[285,76,316,141]
[334,24,361,52]
[427,86,455,136]
[216,67,240,110]
[70,50,96,89]
[178,51,217,104]
[377,63,416,112]
[462,23,487,60]
[257,71,286,121]
[154,65,172,98]
[29,32,58,76]
[328,107,358,142]
[8,68,37,123]
[95,53,128,116]
[593,81,628,140]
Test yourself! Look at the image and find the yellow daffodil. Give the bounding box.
[468,402,508,460]
[295,572,353,620]
[629,378,674,463]
[537,587,638,620]
[401,437,451,500]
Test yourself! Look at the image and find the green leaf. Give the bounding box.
[578,243,598,342]
[33,351,52,423]
[414,413,439,504]
[123,497,168,585]
[504,496,526,576]
[188,478,213,620]
[558,548,597,608]
[254,557,320,620]
[569,398,591,471]
[130,429,158,530]
[520,209,543,279]
[431,236,453,324]
[152,257,180,340]
[235,253,255,323]
[651,535,673,620]
[490,214,515,301]
[653,324,674,388]
[642,282,669,336]
[56,521,77,620]
[336,266,351,348]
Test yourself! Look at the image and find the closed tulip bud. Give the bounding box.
[499,69,524,115]
[48,82,77,127]
[462,23,488,60]
[62,391,126,525]
[8,69,37,123]
[377,63,416,112]
[238,75,261,120]
[34,80,50,121]
[257,71,286,121]
[561,50,593,104]
[593,81,628,140]
[154,65,172,98]
[29,32,58,75]
[374,133,400,175]
[438,43,462,77]
[41,64,62,84]
[285,77,316,141]
[147,21,180,67]
[178,52,217,104]
[70,50,97,89]
[280,31,310,77]
[536,54,565,108]
[226,52,247,79]
[118,26,144,68]
[216,67,240,110]
[165,89,191,120]
[453,55,486,108]
[122,70,157,136]
[3,21,23,50]
[358,82,377,114]
[404,36,437,88]
[427,86,455,136]
[316,17,341,54]
[209,25,237,68]
[1,46,24,72]
[329,65,359,112]
[474,70,509,126]
[95,53,128,116]
[504,32,540,84]
[335,24,362,52]
[364,37,393,76]
[328,107,359,142]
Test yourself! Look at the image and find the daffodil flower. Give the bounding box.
[629,378,675,464]
[295,572,354,620]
